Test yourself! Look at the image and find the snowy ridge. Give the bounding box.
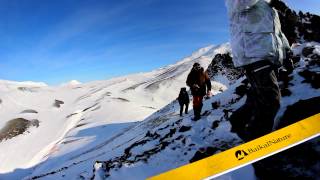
[0,44,230,179]
[0,80,48,90]
[0,41,317,180]
[1,1,320,179]
[91,42,320,180]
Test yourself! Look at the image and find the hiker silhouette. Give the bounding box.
[186,63,212,121]
[177,87,190,116]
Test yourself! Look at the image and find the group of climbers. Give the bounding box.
[177,0,292,143]
[178,63,211,120]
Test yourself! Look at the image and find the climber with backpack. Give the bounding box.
[177,87,190,116]
[186,63,212,121]
[225,0,291,142]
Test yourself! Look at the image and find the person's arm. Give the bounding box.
[186,73,192,87]
[205,71,212,94]
[186,95,190,103]
[183,92,190,103]
[281,32,290,50]
[225,0,260,14]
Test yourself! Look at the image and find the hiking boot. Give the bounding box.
[192,116,201,121]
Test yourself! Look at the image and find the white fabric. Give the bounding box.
[225,0,290,67]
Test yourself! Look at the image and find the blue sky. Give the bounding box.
[0,0,319,85]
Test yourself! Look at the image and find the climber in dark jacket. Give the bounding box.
[177,87,190,116]
[186,63,212,120]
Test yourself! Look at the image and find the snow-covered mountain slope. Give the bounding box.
[1,1,319,179]
[2,41,317,180]
[90,42,319,180]
[0,44,230,179]
[89,43,320,180]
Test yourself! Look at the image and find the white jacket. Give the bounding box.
[225,0,290,67]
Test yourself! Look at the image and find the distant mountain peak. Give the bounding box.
[61,80,82,86]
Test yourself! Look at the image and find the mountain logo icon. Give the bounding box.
[235,150,248,160]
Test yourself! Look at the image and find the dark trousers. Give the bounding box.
[179,103,189,116]
[230,61,281,142]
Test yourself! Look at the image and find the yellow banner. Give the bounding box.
[148,113,320,180]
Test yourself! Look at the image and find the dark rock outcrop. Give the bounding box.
[211,101,221,110]
[207,53,244,84]
[254,97,320,179]
[189,147,218,163]
[0,118,40,142]
[53,100,64,108]
[178,126,192,133]
[253,137,320,179]
[211,121,220,130]
[271,0,320,44]
[302,46,315,57]
[278,97,320,129]
[20,109,38,114]
[299,69,320,89]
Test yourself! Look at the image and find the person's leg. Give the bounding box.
[244,61,281,141]
[199,97,203,116]
[229,87,255,141]
[180,103,184,116]
[193,96,198,119]
[185,103,189,114]
[193,96,202,120]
